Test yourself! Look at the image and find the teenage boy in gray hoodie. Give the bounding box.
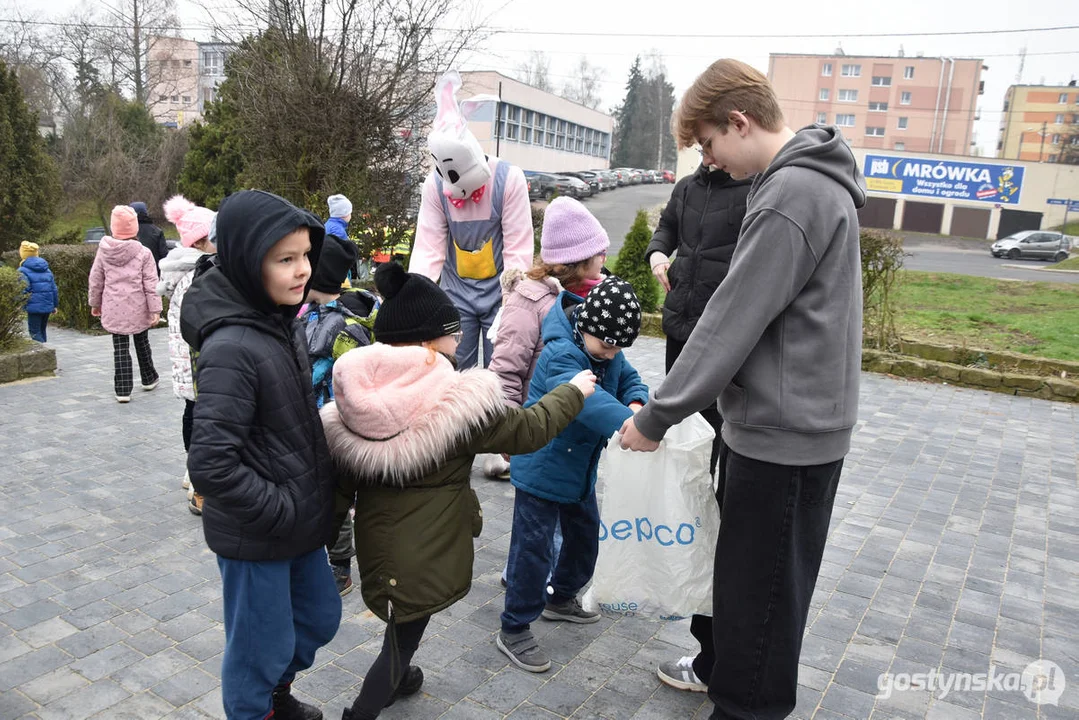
[619,58,867,719]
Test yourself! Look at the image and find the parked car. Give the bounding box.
[609,169,628,186]
[561,171,601,196]
[557,175,592,198]
[662,170,676,183]
[83,227,106,244]
[592,170,618,190]
[990,231,1073,262]
[527,177,537,201]
[614,168,641,185]
[525,171,579,201]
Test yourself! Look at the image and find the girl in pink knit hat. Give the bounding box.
[323,261,596,720]
[157,195,217,512]
[89,205,163,402]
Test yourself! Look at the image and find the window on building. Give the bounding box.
[904,66,914,79]
[895,142,906,150]
[871,76,892,87]
[841,64,861,77]
[821,63,832,77]
[1060,93,1068,104]
[900,91,912,105]
[836,114,855,127]
[183,59,192,67]
[159,94,167,102]
[1049,155,1058,163]
[819,88,830,101]
[866,127,885,137]
[1056,114,1065,124]
[182,95,191,104]
[898,116,908,129]
[1052,134,1061,144]
[869,101,888,112]
[203,88,214,104]
[170,95,179,103]
[522,126,532,143]
[171,59,181,68]
[838,89,858,102]
[817,112,827,124]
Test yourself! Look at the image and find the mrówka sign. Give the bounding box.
[863,155,1024,204]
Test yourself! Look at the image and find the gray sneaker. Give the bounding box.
[541,596,600,624]
[496,630,551,673]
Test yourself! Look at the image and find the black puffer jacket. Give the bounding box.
[133,206,169,270]
[180,190,333,561]
[645,165,752,342]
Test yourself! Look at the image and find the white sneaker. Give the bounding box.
[142,379,159,391]
[116,395,131,403]
[182,471,191,490]
[657,656,707,692]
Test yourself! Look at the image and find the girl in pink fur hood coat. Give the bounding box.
[89,205,163,402]
[322,262,595,720]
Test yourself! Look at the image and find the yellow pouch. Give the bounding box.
[454,237,498,280]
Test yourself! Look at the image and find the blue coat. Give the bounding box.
[18,257,59,314]
[511,292,649,503]
[325,217,350,241]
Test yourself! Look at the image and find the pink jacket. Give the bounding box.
[488,272,561,406]
[410,157,535,282]
[88,237,163,335]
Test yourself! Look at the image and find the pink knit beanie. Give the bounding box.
[540,197,610,265]
[110,206,140,240]
[163,195,216,248]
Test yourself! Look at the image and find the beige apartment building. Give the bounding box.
[997,82,1079,162]
[768,54,985,155]
[458,72,613,173]
[147,36,233,128]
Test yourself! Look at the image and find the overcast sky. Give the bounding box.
[10,0,1079,155]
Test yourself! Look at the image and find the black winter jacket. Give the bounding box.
[180,190,332,561]
[134,208,169,271]
[645,165,752,342]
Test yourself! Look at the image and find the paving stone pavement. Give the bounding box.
[1,326,1077,719]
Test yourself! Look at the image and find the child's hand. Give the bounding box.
[90,307,101,317]
[151,315,163,325]
[629,402,644,414]
[569,370,597,399]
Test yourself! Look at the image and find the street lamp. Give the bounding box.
[1020,123,1049,162]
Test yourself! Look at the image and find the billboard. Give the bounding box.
[863,155,1024,204]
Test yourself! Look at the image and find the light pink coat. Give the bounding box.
[487,272,561,406]
[88,237,163,335]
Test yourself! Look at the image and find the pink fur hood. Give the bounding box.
[320,344,508,485]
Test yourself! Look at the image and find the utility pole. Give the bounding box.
[1039,121,1047,161]
[495,81,502,157]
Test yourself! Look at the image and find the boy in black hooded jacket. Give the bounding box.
[180,190,341,720]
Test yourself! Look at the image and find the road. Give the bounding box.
[582,183,674,258]
[902,241,1079,284]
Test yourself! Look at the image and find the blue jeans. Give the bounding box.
[501,488,599,634]
[501,520,562,586]
[27,313,49,342]
[455,302,499,370]
[217,547,342,720]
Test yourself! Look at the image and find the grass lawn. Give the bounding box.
[894,271,1079,361]
[48,200,180,241]
[1054,256,1079,271]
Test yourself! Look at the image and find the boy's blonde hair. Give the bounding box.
[673,59,785,149]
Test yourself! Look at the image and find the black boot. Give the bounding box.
[272,683,323,720]
[384,666,424,708]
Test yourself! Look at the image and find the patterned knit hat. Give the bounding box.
[576,276,641,348]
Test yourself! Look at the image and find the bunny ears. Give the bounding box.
[433,70,467,135]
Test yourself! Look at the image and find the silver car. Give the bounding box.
[991,231,1072,262]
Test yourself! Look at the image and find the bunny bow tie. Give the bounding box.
[448,185,486,209]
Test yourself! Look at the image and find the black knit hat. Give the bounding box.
[577,276,642,348]
[373,262,461,343]
[310,235,359,294]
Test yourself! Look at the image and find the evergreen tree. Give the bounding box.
[178,80,244,209]
[611,57,677,170]
[612,57,644,168]
[0,59,60,252]
[613,210,659,313]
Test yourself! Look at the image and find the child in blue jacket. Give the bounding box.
[498,276,648,673]
[18,242,59,342]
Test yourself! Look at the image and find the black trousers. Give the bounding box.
[112,331,158,397]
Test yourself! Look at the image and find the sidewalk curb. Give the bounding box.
[1000,263,1079,274]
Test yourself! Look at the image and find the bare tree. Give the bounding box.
[95,0,181,105]
[561,56,603,109]
[515,50,552,93]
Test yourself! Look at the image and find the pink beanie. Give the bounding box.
[110,206,140,240]
[540,197,610,265]
[163,195,216,248]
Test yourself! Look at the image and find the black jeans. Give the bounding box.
[708,446,843,719]
[182,399,195,452]
[112,331,158,397]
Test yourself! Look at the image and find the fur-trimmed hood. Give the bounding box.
[321,344,508,485]
[157,246,205,299]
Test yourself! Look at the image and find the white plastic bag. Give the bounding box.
[583,414,719,621]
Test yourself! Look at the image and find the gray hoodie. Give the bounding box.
[634,125,867,465]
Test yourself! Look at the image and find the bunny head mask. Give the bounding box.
[428,70,492,201]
